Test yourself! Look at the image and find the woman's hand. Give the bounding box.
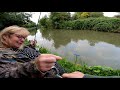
[62,71,85,78]
[35,54,62,72]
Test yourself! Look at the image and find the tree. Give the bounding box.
[81,12,90,18]
[39,15,49,28]
[72,12,104,20]
[49,12,71,29]
[0,12,33,30]
[72,12,83,20]
[89,12,104,17]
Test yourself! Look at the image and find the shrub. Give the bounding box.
[93,22,112,31]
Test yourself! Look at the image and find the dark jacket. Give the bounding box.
[0,46,65,78]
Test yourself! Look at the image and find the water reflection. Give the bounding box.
[27,29,120,69]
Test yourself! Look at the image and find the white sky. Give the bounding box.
[30,12,50,24]
[103,12,118,17]
[29,12,119,24]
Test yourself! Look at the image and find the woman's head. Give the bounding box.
[0,25,30,49]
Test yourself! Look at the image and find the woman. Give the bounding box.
[0,25,65,78]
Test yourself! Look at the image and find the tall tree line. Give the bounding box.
[0,12,35,30]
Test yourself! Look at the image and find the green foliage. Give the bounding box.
[81,12,90,18]
[58,59,120,76]
[93,22,112,31]
[50,12,71,29]
[60,21,73,29]
[24,39,30,45]
[40,12,120,32]
[39,16,52,29]
[72,12,83,20]
[0,12,33,30]
[58,17,120,32]
[73,20,84,29]
[82,19,94,30]
[23,21,36,28]
[58,59,80,72]
[81,65,120,76]
[38,47,50,53]
[39,16,48,28]
[108,18,120,29]
[89,12,104,17]
[72,12,103,20]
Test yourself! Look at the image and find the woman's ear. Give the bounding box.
[2,35,8,40]
[1,34,10,47]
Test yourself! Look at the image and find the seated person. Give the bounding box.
[0,25,65,78]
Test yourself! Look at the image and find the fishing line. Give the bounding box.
[34,12,41,41]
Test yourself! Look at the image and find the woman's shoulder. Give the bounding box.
[0,48,17,55]
[0,48,18,63]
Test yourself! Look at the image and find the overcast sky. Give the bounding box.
[30,12,119,24]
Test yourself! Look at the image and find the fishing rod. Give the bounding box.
[34,12,41,41]
[30,12,41,49]
[32,12,62,78]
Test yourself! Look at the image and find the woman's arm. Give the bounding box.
[0,60,42,78]
[0,53,63,78]
[62,71,120,78]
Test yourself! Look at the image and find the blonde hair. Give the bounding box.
[0,25,30,48]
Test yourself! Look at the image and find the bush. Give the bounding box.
[93,22,113,31]
[38,47,49,53]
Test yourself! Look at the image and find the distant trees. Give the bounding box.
[39,15,52,29]
[39,12,105,29]
[89,12,104,17]
[0,12,34,30]
[49,12,71,29]
[72,12,104,20]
